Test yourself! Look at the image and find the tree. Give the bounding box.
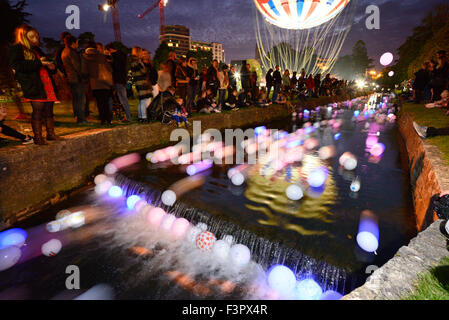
[332,55,355,80]
[351,40,373,78]
[153,41,171,69]
[187,49,212,71]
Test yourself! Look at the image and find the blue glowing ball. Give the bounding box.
[353,110,360,117]
[334,133,341,140]
[304,126,314,134]
[295,278,323,300]
[108,186,123,198]
[267,265,297,295]
[255,126,266,137]
[126,195,141,210]
[0,228,27,249]
[321,290,343,300]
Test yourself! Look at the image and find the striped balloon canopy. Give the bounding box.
[254,0,351,30]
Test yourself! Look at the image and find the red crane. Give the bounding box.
[99,0,122,42]
[137,0,168,35]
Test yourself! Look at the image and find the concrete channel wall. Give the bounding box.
[343,111,449,300]
[0,96,348,224]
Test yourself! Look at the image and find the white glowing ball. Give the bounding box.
[160,214,176,231]
[267,265,297,295]
[295,278,323,300]
[227,168,236,179]
[380,52,394,66]
[56,210,71,221]
[0,246,21,271]
[46,221,61,233]
[286,185,303,201]
[94,180,112,195]
[388,71,395,77]
[147,207,166,227]
[161,190,177,206]
[356,231,379,253]
[0,228,27,249]
[94,174,108,185]
[41,239,62,257]
[145,152,153,162]
[307,168,328,188]
[212,240,231,261]
[67,212,85,229]
[370,143,386,157]
[343,157,358,171]
[171,218,191,239]
[104,163,117,175]
[186,226,202,243]
[229,244,251,267]
[350,178,361,192]
[231,172,245,186]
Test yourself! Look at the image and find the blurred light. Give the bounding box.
[108,186,123,198]
[186,159,213,176]
[295,278,323,300]
[147,207,166,227]
[357,210,379,253]
[126,195,141,210]
[0,246,21,271]
[307,167,328,188]
[0,228,27,249]
[388,71,394,77]
[162,190,177,206]
[380,52,394,66]
[171,218,191,239]
[229,244,251,267]
[286,184,303,201]
[267,265,297,296]
[41,239,62,257]
[334,133,341,140]
[321,290,343,300]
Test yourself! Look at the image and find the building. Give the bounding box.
[159,25,191,57]
[190,40,225,63]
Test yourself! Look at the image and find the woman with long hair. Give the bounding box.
[9,25,61,145]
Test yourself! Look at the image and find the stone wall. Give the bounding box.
[0,96,346,223]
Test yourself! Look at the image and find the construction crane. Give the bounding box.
[137,0,168,35]
[98,0,122,42]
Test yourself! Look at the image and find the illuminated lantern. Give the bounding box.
[147,207,166,227]
[41,239,62,257]
[267,265,297,295]
[171,218,191,239]
[0,246,21,271]
[0,228,27,249]
[295,278,323,300]
[229,244,251,267]
[196,231,216,252]
[321,290,343,300]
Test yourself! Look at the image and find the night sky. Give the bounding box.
[26,0,445,69]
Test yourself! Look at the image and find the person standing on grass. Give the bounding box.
[166,51,177,87]
[272,65,282,103]
[105,42,132,122]
[9,25,61,145]
[282,69,290,94]
[141,49,159,114]
[228,65,238,98]
[62,35,88,124]
[207,59,220,103]
[129,46,153,123]
[265,69,274,101]
[186,57,200,113]
[240,63,252,102]
[175,57,189,106]
[217,64,229,110]
[82,41,114,126]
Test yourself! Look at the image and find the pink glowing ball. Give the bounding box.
[160,214,177,231]
[370,143,386,157]
[196,231,216,252]
[147,207,166,227]
[380,52,394,66]
[171,218,191,239]
[365,135,379,148]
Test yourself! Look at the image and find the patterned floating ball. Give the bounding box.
[108,186,123,198]
[229,244,251,267]
[267,265,297,295]
[0,228,27,249]
[212,239,231,261]
[0,246,21,271]
[321,290,343,300]
[147,207,166,227]
[370,143,385,157]
[94,174,108,185]
[196,231,216,252]
[126,195,141,210]
[171,218,191,239]
[160,214,177,231]
[286,185,303,201]
[161,190,177,206]
[41,239,62,257]
[296,278,323,300]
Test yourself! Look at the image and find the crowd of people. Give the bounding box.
[4,24,353,146]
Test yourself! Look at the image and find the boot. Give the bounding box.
[45,117,62,141]
[31,119,47,145]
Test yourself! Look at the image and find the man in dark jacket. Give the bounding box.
[62,36,87,124]
[272,65,282,103]
[106,43,132,121]
[166,51,177,87]
[207,59,220,102]
[413,64,430,104]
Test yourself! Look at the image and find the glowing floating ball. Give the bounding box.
[357,210,379,253]
[319,146,336,160]
[196,231,216,252]
[104,163,117,175]
[171,218,191,239]
[108,186,123,198]
[147,207,166,227]
[46,221,61,233]
[350,177,361,193]
[255,0,351,30]
[343,157,357,171]
[231,172,245,186]
[94,174,108,185]
[321,290,343,300]
[126,195,141,210]
[267,265,297,295]
[145,152,153,162]
[229,244,251,267]
[295,278,323,300]
[0,228,27,249]
[160,214,177,231]
[94,180,112,195]
[370,143,385,157]
[134,199,148,213]
[161,190,177,206]
[213,239,231,261]
[307,167,328,188]
[388,71,395,77]
[41,239,62,257]
[380,52,394,66]
[286,184,303,201]
[0,246,21,271]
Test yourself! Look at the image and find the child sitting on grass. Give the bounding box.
[224,89,239,111]
[254,88,271,108]
[237,91,252,109]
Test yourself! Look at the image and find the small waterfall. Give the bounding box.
[114,173,361,294]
